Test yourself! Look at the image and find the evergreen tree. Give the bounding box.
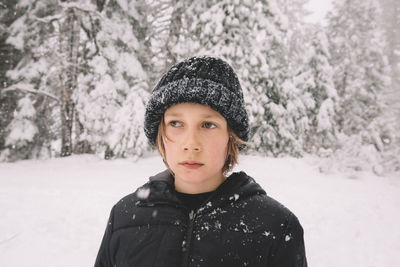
[380,0,400,94]
[2,0,151,160]
[0,95,37,161]
[327,0,390,143]
[276,0,311,72]
[143,0,192,82]
[0,0,22,152]
[177,0,305,156]
[295,27,338,154]
[379,0,400,151]
[68,0,151,159]
[3,0,66,160]
[326,0,392,173]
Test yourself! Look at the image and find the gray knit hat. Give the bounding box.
[144,56,249,146]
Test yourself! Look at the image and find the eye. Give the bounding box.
[203,122,217,129]
[168,121,182,127]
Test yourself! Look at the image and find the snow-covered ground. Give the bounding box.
[0,154,399,267]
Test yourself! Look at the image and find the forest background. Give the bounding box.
[0,0,399,176]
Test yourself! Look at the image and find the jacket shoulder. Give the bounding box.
[113,183,147,208]
[245,189,301,230]
[111,174,179,231]
[257,193,295,220]
[114,169,173,208]
[253,196,307,266]
[110,181,154,230]
[231,171,296,225]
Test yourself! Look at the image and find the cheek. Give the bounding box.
[207,136,229,161]
[165,127,180,141]
[163,137,181,167]
[163,138,174,159]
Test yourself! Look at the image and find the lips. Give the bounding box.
[180,161,204,170]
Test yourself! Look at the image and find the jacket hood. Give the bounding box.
[136,170,266,213]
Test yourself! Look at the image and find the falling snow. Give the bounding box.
[137,187,150,199]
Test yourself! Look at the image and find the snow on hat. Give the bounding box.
[144,56,249,146]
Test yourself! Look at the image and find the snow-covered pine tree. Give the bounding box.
[0,95,38,161]
[249,0,313,156]
[2,0,68,160]
[378,0,400,173]
[73,0,150,159]
[327,0,392,173]
[294,27,338,154]
[162,0,186,67]
[275,0,333,156]
[327,0,390,140]
[3,0,104,159]
[380,0,400,95]
[3,0,151,160]
[176,0,304,156]
[0,0,22,153]
[379,0,400,131]
[144,0,197,79]
[276,0,311,72]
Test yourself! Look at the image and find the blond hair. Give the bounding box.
[155,116,248,175]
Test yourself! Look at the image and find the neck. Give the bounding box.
[174,175,225,194]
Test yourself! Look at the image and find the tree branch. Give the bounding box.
[1,85,60,103]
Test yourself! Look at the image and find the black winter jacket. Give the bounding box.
[94,170,307,267]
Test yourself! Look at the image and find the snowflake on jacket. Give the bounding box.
[95,170,307,267]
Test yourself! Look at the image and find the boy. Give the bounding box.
[95,56,307,267]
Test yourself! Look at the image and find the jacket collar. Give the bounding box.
[149,169,174,183]
[138,169,266,213]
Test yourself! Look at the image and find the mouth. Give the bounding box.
[180,161,204,170]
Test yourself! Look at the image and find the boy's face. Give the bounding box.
[163,103,229,194]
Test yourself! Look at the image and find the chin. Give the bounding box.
[175,169,206,183]
[179,167,222,183]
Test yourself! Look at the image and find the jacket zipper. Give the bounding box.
[138,192,218,267]
[181,209,196,267]
[180,190,217,267]
[138,200,195,267]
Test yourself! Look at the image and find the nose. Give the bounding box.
[182,128,202,152]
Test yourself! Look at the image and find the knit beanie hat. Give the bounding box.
[144,56,249,146]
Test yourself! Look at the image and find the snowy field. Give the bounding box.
[0,154,399,267]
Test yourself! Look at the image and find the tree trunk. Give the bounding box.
[73,113,92,154]
[60,8,80,157]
